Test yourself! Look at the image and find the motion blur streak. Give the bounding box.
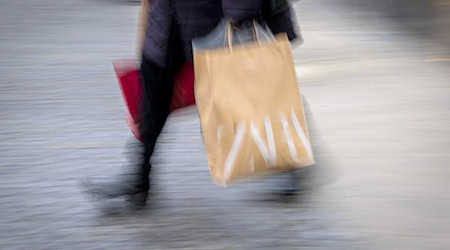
[0,0,449,249]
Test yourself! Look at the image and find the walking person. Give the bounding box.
[84,0,300,208]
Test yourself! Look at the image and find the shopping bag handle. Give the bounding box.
[224,19,262,52]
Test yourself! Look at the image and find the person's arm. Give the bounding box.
[264,1,299,42]
[141,0,174,68]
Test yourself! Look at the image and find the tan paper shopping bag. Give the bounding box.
[194,24,315,186]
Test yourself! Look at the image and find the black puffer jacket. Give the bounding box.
[143,0,297,68]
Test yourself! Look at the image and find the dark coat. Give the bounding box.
[143,0,297,68]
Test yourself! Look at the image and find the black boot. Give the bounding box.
[280,170,300,196]
[267,170,300,196]
[81,161,151,208]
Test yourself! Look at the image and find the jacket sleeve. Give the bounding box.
[266,8,297,41]
[222,0,262,24]
[261,1,298,41]
[142,0,173,68]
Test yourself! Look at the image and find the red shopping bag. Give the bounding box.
[113,60,195,141]
[113,60,143,124]
[171,61,195,111]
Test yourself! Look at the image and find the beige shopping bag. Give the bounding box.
[194,23,315,186]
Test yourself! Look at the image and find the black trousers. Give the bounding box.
[136,13,185,188]
[136,56,175,181]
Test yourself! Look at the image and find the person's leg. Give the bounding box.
[81,56,174,207]
[132,55,174,204]
[83,13,183,206]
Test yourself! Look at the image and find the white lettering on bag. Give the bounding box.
[249,156,255,174]
[280,113,301,163]
[291,107,313,158]
[223,121,246,180]
[250,116,277,168]
[222,109,312,179]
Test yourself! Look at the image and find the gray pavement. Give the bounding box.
[0,0,449,249]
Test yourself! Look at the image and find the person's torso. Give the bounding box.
[171,0,223,61]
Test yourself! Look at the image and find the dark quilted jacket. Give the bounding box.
[143,0,297,68]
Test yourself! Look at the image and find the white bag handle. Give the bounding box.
[224,19,262,52]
